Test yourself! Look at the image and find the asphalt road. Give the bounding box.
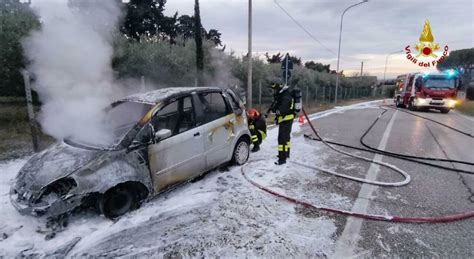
[3,100,473,257]
[301,102,474,258]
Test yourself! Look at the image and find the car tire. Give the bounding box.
[232,137,250,166]
[395,98,401,108]
[99,185,139,219]
[408,98,417,111]
[440,108,450,114]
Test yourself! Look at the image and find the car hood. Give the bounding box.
[15,142,106,192]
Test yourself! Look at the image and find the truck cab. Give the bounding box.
[394,71,461,113]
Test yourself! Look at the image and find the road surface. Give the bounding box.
[307,102,474,258]
[1,100,473,257]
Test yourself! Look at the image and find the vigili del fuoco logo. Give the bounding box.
[405,19,448,68]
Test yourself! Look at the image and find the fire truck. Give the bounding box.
[393,70,461,113]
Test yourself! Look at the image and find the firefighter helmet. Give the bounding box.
[270,78,283,91]
[246,108,260,120]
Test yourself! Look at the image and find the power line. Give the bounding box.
[273,0,337,56]
[273,0,359,61]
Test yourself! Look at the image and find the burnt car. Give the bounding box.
[10,87,251,218]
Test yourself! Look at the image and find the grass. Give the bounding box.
[456,101,474,116]
[0,102,53,160]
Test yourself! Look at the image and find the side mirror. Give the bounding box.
[154,129,172,141]
[415,78,422,91]
[457,78,463,89]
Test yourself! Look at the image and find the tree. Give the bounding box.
[265,52,282,64]
[437,48,474,88]
[265,52,301,65]
[0,0,40,96]
[304,61,330,73]
[177,14,195,41]
[206,29,222,46]
[121,0,169,41]
[288,55,302,66]
[194,0,204,85]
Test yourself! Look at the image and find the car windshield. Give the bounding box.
[66,101,153,149]
[424,76,455,89]
[105,101,153,144]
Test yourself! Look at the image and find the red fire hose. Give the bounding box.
[240,107,474,223]
[241,165,474,223]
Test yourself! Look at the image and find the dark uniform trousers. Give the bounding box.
[271,87,295,163]
[249,116,267,147]
[277,118,293,161]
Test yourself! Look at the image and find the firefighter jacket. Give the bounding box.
[270,86,295,124]
[249,114,267,141]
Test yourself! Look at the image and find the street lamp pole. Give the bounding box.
[247,0,253,108]
[334,0,368,104]
[383,50,403,83]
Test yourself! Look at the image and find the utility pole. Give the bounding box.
[22,71,39,152]
[334,0,369,104]
[383,50,403,83]
[258,81,262,111]
[140,76,145,92]
[247,0,253,108]
[360,61,364,81]
[306,85,309,108]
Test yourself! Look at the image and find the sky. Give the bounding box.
[30,0,473,79]
[163,0,473,79]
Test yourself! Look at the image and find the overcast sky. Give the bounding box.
[164,0,473,79]
[31,0,473,79]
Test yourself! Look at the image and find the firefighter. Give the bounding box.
[266,82,295,165]
[247,108,267,152]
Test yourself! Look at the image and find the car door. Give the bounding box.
[196,91,235,170]
[148,95,205,192]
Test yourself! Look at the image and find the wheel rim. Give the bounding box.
[235,141,249,165]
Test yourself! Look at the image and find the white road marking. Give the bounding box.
[331,110,398,258]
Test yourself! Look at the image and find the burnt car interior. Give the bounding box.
[107,102,153,143]
[198,92,231,123]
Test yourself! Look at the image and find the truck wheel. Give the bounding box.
[440,108,450,114]
[99,185,139,219]
[395,98,401,108]
[409,99,417,111]
[232,138,250,166]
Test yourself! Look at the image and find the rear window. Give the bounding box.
[198,92,230,123]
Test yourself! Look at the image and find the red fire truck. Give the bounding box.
[393,70,461,113]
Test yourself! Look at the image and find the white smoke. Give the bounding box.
[23,1,123,145]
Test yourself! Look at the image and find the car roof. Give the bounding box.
[118,86,223,105]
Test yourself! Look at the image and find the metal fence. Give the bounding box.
[251,82,389,111]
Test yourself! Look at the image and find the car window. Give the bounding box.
[198,92,230,124]
[226,91,241,111]
[152,100,179,137]
[407,76,413,91]
[133,122,154,145]
[177,96,196,133]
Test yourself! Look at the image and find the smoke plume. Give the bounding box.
[23,1,123,145]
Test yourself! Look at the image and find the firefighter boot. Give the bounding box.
[251,144,260,153]
[275,151,286,165]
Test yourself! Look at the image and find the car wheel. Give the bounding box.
[440,108,450,114]
[232,138,250,165]
[409,99,417,111]
[395,98,401,108]
[100,185,138,219]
